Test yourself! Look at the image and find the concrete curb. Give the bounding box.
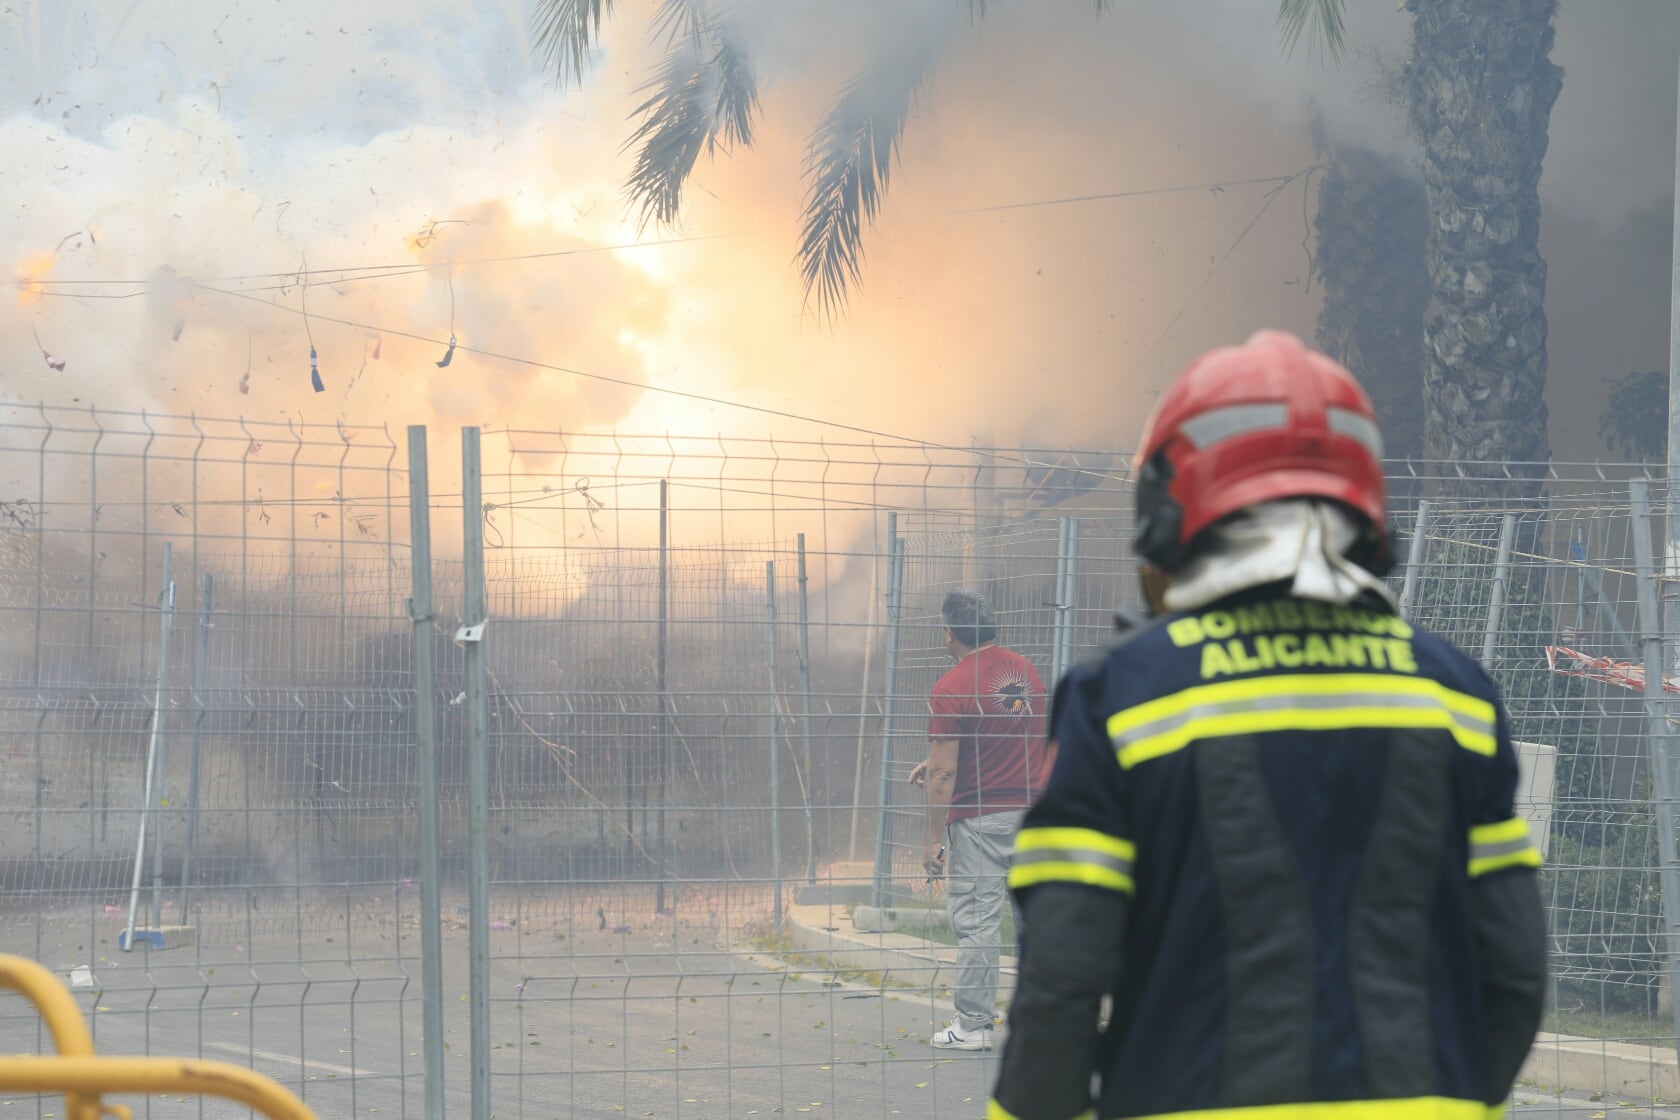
[784,901,1676,1107]
[849,904,950,934]
[1520,1033,1679,1104]
[782,900,1016,1002]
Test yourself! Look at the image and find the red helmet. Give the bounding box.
[1133,330,1391,573]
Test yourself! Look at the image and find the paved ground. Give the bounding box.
[0,893,1671,1118]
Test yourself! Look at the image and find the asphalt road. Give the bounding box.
[0,898,1671,1119]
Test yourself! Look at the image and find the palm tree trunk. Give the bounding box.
[1407,0,1562,495]
[1312,137,1429,482]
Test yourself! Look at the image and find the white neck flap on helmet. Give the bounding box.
[1162,498,1398,614]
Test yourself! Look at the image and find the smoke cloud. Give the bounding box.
[2,0,1677,467]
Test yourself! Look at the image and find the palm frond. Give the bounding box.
[1277,0,1347,61]
[710,31,758,148]
[797,31,945,320]
[622,17,760,230]
[652,0,706,46]
[533,0,617,86]
[624,41,712,229]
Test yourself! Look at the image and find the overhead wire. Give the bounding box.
[31,167,1311,478]
[929,172,1306,218]
[24,232,744,290]
[1135,165,1320,368]
[27,169,1310,297]
[195,280,1096,466]
[202,276,1130,490]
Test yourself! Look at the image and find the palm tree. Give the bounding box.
[1403,0,1561,487]
[536,0,1562,481]
[1311,131,1428,474]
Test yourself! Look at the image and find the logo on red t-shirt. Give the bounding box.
[992,677,1033,717]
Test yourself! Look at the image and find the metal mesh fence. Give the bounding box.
[2,407,1679,1116]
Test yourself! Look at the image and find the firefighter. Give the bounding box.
[989,330,1546,1120]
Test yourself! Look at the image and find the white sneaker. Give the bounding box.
[930,1022,992,1051]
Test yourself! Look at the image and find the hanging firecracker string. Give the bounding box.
[30,325,66,372]
[436,266,457,368]
[299,256,325,394]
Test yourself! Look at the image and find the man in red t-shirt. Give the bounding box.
[908,589,1049,1051]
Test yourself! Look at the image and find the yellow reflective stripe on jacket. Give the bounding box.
[1127,1096,1505,1120]
[1469,816,1542,877]
[1106,673,1497,769]
[986,1101,1093,1120]
[1009,826,1136,895]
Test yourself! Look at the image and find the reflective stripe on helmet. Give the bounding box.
[1328,405,1385,458]
[1177,402,1289,450]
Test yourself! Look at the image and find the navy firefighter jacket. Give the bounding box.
[989,591,1547,1120]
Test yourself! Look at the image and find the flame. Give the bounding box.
[14,252,54,306]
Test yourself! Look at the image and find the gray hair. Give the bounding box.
[941,589,997,649]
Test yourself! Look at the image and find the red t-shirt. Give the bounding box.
[927,644,1049,823]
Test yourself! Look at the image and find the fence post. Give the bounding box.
[766,560,783,926]
[124,542,174,950]
[848,535,881,861]
[1067,518,1080,674]
[656,479,671,916]
[177,573,212,919]
[406,426,446,1120]
[1629,478,1680,1055]
[1399,499,1430,621]
[871,526,905,910]
[797,533,816,883]
[1480,513,1516,670]
[460,427,492,1120]
[1051,518,1072,686]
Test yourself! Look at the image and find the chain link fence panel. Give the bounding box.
[2,408,1676,1116]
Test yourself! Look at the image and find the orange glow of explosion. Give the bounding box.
[14,252,54,306]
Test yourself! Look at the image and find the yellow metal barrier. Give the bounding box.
[0,954,318,1120]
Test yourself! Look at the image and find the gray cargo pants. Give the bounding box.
[945,809,1024,1032]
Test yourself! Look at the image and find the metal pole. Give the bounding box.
[1050,518,1071,687]
[124,542,174,950]
[871,526,905,909]
[657,479,670,915]
[1480,514,1516,671]
[1665,51,1680,679]
[1629,477,1680,1055]
[848,532,880,861]
[406,426,445,1120]
[1399,499,1431,622]
[797,533,816,883]
[461,427,492,1120]
[766,561,783,926]
[177,572,213,918]
[1064,516,1080,675]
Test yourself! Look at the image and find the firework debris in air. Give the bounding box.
[0,3,1672,463]
[31,326,65,372]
